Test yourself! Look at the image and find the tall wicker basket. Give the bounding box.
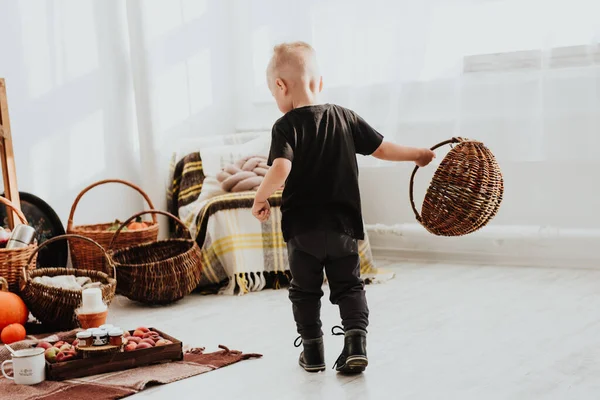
[19,234,117,330]
[0,196,37,293]
[409,137,504,236]
[108,210,202,305]
[67,179,159,271]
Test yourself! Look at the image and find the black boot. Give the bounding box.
[332,326,368,374]
[294,336,326,372]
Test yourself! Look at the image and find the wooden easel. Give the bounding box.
[0,78,22,228]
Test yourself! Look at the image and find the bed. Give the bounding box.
[167,132,394,295]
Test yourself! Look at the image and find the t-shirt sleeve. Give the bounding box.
[351,111,384,155]
[267,122,294,166]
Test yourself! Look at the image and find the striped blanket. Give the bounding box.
[168,152,394,295]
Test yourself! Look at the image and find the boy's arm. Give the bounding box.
[372,141,436,167]
[252,158,292,222]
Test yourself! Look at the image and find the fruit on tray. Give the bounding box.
[122,328,172,352]
[127,217,149,230]
[41,339,80,363]
[0,286,28,332]
[1,323,26,344]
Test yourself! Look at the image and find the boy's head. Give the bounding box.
[266,41,323,113]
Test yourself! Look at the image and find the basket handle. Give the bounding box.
[67,179,157,230]
[22,234,116,283]
[0,277,7,292]
[0,196,28,225]
[108,210,192,250]
[409,137,463,222]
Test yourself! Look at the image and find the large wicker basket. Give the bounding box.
[19,234,117,330]
[409,137,504,236]
[67,179,159,271]
[108,210,202,305]
[0,196,37,293]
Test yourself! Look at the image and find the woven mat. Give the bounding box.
[1,332,262,400]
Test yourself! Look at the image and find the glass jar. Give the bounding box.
[108,328,124,347]
[99,324,114,332]
[76,331,93,347]
[91,328,109,346]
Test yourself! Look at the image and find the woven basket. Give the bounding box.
[409,137,504,236]
[0,196,37,293]
[67,179,159,271]
[109,210,202,305]
[19,234,117,330]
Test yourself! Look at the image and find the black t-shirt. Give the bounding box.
[267,104,384,241]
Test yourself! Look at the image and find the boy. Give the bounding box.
[252,42,435,374]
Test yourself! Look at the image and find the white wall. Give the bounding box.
[0,0,236,231]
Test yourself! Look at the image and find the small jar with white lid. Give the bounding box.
[91,328,109,346]
[76,331,93,347]
[109,328,124,347]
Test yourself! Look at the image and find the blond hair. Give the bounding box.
[266,41,320,87]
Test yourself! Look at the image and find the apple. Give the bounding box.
[124,342,137,352]
[44,347,61,363]
[136,327,150,333]
[132,330,145,338]
[135,342,152,350]
[141,338,155,346]
[37,341,53,350]
[54,341,65,348]
[59,343,72,352]
[56,352,74,362]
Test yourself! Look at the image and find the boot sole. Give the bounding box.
[336,355,368,374]
[299,361,326,373]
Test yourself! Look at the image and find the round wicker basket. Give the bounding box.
[409,137,504,236]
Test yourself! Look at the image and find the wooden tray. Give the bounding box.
[46,328,183,381]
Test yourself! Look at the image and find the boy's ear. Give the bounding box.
[276,78,287,94]
[319,76,323,92]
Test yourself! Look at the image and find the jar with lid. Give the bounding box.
[108,328,124,347]
[91,328,109,346]
[76,331,93,347]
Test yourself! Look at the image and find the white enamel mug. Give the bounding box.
[1,347,46,385]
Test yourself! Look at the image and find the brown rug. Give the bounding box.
[1,332,262,400]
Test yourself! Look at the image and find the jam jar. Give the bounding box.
[76,331,93,347]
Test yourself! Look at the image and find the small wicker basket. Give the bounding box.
[0,196,37,293]
[67,179,159,271]
[19,234,117,330]
[409,137,504,236]
[108,210,202,305]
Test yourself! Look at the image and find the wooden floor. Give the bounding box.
[106,261,600,399]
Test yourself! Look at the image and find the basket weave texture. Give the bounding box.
[0,196,37,293]
[67,179,159,271]
[409,137,504,236]
[19,234,117,330]
[108,210,202,305]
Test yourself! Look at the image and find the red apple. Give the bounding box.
[37,341,53,350]
[124,342,137,352]
[44,347,61,363]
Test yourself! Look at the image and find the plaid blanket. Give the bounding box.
[168,152,394,295]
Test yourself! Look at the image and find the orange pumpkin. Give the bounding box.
[1,323,27,344]
[0,278,29,332]
[127,216,149,231]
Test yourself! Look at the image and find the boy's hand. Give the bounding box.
[415,148,436,168]
[252,199,271,222]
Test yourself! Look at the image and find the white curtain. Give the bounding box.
[232,0,600,233]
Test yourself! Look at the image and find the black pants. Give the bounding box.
[287,230,369,339]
